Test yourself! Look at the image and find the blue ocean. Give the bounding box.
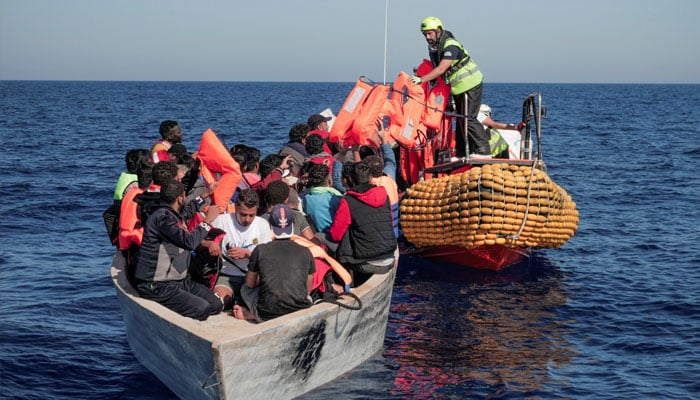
[1,80,698,399]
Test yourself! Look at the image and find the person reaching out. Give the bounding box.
[478,104,525,159]
[412,16,490,159]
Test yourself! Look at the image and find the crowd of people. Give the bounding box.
[104,15,526,323]
[105,114,398,322]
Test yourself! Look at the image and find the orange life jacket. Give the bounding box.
[422,83,450,130]
[118,187,145,250]
[197,128,241,213]
[415,59,450,130]
[386,72,426,149]
[329,78,373,145]
[349,84,390,146]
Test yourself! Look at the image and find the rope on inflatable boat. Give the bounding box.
[506,159,538,241]
[400,162,579,249]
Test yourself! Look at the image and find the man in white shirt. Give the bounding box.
[210,188,272,309]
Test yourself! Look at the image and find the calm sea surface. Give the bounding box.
[1,81,699,399]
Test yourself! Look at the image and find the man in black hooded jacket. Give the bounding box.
[134,180,223,320]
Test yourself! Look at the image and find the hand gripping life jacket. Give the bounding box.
[290,235,353,292]
[196,129,241,213]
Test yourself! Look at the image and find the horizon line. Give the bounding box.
[1,79,698,85]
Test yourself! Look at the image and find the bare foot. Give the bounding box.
[232,304,256,320]
[331,283,344,293]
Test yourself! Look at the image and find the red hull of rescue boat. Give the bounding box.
[406,245,530,271]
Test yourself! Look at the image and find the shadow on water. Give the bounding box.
[384,252,577,399]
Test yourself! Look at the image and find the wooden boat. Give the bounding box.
[110,251,396,400]
[397,93,578,271]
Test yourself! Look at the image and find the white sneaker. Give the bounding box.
[468,153,492,159]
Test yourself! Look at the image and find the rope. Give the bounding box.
[323,291,363,310]
[507,159,539,241]
[202,370,220,389]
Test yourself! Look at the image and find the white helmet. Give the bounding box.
[479,104,492,116]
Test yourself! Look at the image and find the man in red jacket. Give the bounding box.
[328,162,396,285]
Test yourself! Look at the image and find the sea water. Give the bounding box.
[0,81,698,399]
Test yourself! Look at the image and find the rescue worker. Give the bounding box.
[478,104,525,159]
[412,17,491,159]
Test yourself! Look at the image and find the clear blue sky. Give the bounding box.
[1,0,698,83]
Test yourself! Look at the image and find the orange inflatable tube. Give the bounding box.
[196,128,241,212]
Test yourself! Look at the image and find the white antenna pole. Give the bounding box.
[383,0,388,84]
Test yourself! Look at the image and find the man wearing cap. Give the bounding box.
[233,204,315,321]
[307,113,332,132]
[306,113,337,158]
[412,16,491,159]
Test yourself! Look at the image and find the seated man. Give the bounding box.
[278,123,311,176]
[151,120,183,157]
[133,180,223,321]
[261,180,314,240]
[209,188,272,309]
[478,104,525,159]
[301,163,343,235]
[303,133,345,193]
[328,162,397,284]
[233,204,315,321]
[363,154,400,238]
[104,148,150,246]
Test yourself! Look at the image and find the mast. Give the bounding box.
[383,0,388,84]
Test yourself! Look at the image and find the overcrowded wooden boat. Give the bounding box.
[111,251,396,400]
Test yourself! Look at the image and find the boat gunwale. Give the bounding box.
[110,251,395,347]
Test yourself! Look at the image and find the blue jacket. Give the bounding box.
[302,186,343,233]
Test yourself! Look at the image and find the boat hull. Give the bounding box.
[403,244,530,271]
[111,252,396,400]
